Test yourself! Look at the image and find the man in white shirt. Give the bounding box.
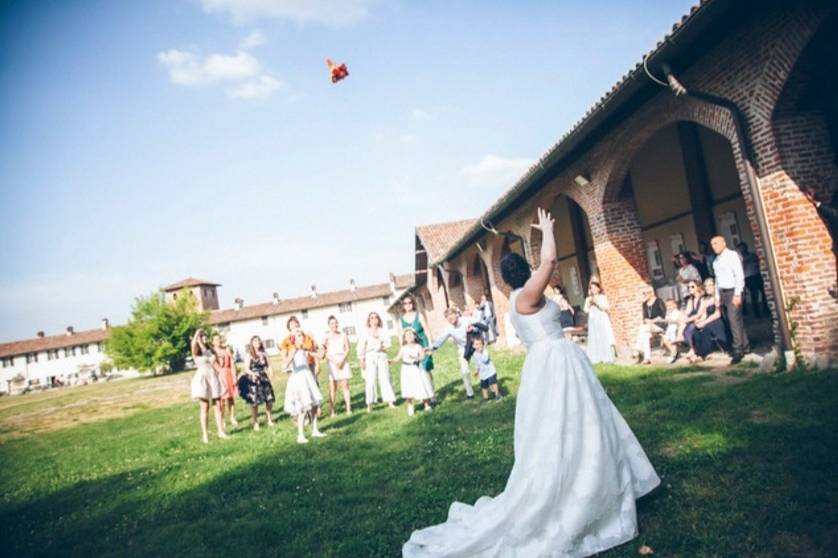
[430,307,487,399]
[711,235,749,364]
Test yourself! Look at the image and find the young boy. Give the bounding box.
[429,307,488,400]
[471,337,502,402]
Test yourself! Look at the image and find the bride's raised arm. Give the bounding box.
[517,208,557,313]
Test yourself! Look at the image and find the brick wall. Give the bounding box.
[432,3,838,361]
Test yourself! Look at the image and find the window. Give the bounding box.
[264,339,275,349]
[64,347,76,357]
[301,310,309,319]
[382,296,391,305]
[172,293,177,300]
[1,357,14,368]
[29,378,40,386]
[343,326,356,336]
[26,353,38,363]
[339,302,352,313]
[386,320,394,330]
[219,323,231,333]
[261,316,268,326]
[80,345,90,355]
[47,349,59,360]
[97,342,105,353]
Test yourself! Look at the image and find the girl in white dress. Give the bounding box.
[282,334,326,444]
[403,208,659,557]
[322,315,352,417]
[584,281,616,364]
[189,329,228,444]
[393,328,434,416]
[357,312,397,413]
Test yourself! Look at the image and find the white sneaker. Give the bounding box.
[297,435,309,444]
[312,430,327,438]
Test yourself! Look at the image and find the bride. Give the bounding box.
[403,208,660,557]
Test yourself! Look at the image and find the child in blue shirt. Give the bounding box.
[471,337,502,402]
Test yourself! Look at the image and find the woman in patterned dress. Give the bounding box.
[238,336,276,431]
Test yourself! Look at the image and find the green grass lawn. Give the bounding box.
[1,343,836,557]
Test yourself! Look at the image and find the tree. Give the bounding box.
[106,289,209,373]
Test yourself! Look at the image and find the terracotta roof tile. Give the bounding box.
[0,328,110,359]
[415,219,478,263]
[162,277,221,291]
[208,281,411,325]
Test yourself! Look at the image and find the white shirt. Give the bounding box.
[713,248,745,296]
[431,320,472,351]
[473,349,497,381]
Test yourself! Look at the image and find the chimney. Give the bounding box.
[235,298,244,310]
[272,292,280,305]
[349,279,357,293]
[101,318,110,331]
[311,285,318,298]
[389,272,397,293]
[37,331,45,338]
[66,326,75,336]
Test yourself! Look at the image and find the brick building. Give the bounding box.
[410,0,838,363]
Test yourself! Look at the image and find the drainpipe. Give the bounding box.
[660,64,791,352]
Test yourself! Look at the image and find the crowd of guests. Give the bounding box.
[548,234,756,368]
[188,233,768,444]
[188,294,503,444]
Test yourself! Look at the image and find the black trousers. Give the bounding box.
[719,288,749,356]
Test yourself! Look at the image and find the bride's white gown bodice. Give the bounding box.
[403,290,660,558]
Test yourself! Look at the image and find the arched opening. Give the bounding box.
[626,121,770,344]
[446,269,467,309]
[434,267,449,309]
[466,254,492,305]
[530,195,596,308]
[500,234,527,261]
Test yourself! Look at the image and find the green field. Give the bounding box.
[1,343,836,557]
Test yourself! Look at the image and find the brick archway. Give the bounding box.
[465,253,492,305]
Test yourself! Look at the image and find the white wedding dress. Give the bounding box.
[403,290,660,557]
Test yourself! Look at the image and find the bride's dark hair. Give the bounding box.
[501,253,531,289]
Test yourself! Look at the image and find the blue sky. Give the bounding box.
[0,0,695,341]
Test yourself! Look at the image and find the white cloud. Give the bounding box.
[158,49,260,84]
[204,51,262,80]
[157,50,206,85]
[460,154,534,187]
[200,0,379,26]
[158,44,283,100]
[399,134,415,145]
[239,29,266,49]
[411,108,429,121]
[229,75,283,99]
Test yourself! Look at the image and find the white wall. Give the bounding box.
[0,342,128,393]
[220,291,403,358]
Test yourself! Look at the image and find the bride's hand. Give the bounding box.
[530,207,555,234]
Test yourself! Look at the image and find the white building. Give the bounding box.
[0,273,414,394]
[208,273,414,356]
[0,321,119,394]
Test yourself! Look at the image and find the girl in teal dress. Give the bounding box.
[399,295,434,373]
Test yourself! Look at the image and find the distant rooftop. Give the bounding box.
[162,277,222,292]
[415,219,478,264]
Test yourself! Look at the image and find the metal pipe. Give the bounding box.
[661,64,791,351]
